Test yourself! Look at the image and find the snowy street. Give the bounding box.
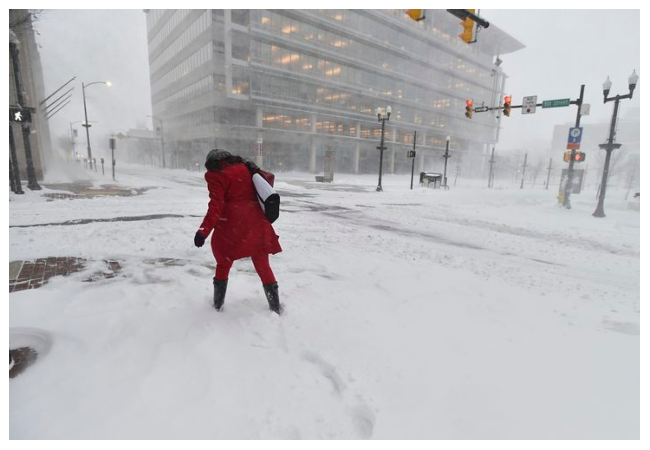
[9,163,640,439]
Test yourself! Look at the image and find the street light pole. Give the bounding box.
[442,135,451,189]
[593,71,638,218]
[82,80,111,171]
[375,106,391,192]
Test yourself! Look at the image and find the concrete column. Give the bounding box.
[309,114,318,173]
[354,142,360,174]
[309,138,317,173]
[354,121,361,174]
[418,133,426,173]
[389,128,397,174]
[256,106,263,128]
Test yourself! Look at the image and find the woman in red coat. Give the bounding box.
[194,149,282,313]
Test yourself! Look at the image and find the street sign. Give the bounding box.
[559,169,584,194]
[580,103,591,116]
[406,150,416,158]
[522,95,537,114]
[567,127,583,150]
[542,98,571,108]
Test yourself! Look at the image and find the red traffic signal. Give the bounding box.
[465,99,474,119]
[503,95,512,117]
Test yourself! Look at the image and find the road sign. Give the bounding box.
[567,127,583,150]
[580,103,591,116]
[522,95,537,114]
[406,150,416,158]
[559,169,584,194]
[542,98,571,108]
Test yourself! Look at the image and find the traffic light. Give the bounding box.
[9,106,31,123]
[405,9,425,21]
[503,95,512,117]
[574,151,586,162]
[458,9,476,43]
[563,151,572,162]
[465,100,474,119]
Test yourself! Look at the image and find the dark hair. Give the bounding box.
[205,149,259,173]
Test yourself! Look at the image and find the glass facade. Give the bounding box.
[145,9,523,174]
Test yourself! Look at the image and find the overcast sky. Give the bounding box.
[33,9,640,156]
[484,9,640,151]
[35,9,152,156]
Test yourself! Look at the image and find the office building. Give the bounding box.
[145,9,524,175]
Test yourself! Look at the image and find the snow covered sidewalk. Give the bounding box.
[9,163,640,439]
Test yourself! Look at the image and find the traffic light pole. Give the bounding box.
[562,84,585,209]
[10,41,41,191]
[9,124,24,194]
[520,153,528,189]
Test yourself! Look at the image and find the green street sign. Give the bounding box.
[542,98,571,108]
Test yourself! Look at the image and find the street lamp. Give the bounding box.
[375,105,391,192]
[147,115,166,169]
[593,70,639,218]
[82,80,111,170]
[442,135,451,189]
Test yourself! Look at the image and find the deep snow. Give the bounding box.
[9,162,640,439]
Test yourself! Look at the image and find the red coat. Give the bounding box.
[198,163,282,264]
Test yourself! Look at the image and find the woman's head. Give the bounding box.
[205,149,259,172]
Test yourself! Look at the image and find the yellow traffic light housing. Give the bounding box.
[503,95,512,117]
[563,151,572,162]
[459,9,475,43]
[465,100,474,119]
[405,9,425,21]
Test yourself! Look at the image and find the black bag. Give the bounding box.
[252,170,280,224]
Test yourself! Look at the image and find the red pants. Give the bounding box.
[215,254,276,285]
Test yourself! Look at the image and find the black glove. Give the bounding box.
[194,233,206,248]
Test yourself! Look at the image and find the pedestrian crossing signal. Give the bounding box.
[574,151,586,162]
[563,151,572,162]
[503,96,512,117]
[465,100,474,119]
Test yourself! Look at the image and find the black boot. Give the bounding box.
[213,278,228,311]
[263,282,281,314]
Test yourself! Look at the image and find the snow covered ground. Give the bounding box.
[9,162,640,439]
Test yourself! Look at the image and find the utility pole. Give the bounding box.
[487,147,496,188]
[520,153,528,189]
[544,157,553,190]
[562,84,585,209]
[10,39,41,190]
